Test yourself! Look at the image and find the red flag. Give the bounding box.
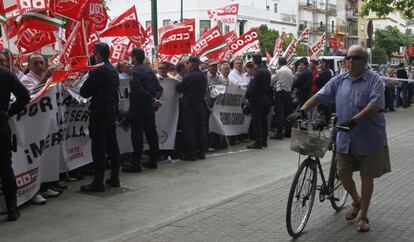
[158,18,195,43]
[109,5,138,27]
[207,4,239,26]
[158,19,195,55]
[192,25,227,60]
[229,28,260,57]
[142,24,153,48]
[17,0,48,14]
[265,48,272,64]
[15,29,56,54]
[5,17,23,39]
[273,32,284,56]
[110,42,129,63]
[99,19,140,37]
[0,0,17,14]
[158,27,193,55]
[86,0,108,31]
[49,0,90,21]
[216,30,237,62]
[128,23,146,46]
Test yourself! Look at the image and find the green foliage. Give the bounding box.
[257,25,279,56]
[361,0,414,19]
[372,47,388,64]
[374,26,412,59]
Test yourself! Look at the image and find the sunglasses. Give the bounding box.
[345,55,365,61]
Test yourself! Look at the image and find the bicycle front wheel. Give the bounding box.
[286,157,317,238]
[328,151,348,211]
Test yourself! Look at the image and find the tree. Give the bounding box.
[372,47,388,64]
[361,0,414,19]
[257,25,279,56]
[374,26,411,59]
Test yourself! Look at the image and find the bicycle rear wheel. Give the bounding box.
[328,149,348,211]
[286,157,317,238]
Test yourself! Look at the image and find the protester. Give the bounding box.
[0,52,30,221]
[229,58,245,86]
[292,57,312,109]
[207,59,220,86]
[270,57,294,140]
[246,54,272,149]
[79,42,121,192]
[0,49,24,80]
[20,54,47,92]
[123,48,163,172]
[386,68,397,111]
[175,62,187,82]
[219,62,231,86]
[289,45,390,233]
[396,62,409,108]
[176,56,207,160]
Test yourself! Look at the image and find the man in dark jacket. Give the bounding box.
[176,56,207,160]
[0,52,30,221]
[80,43,121,192]
[123,48,163,172]
[314,59,333,123]
[293,58,313,106]
[396,62,409,108]
[246,54,272,149]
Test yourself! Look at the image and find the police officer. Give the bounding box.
[246,54,272,149]
[80,43,121,192]
[123,48,163,172]
[176,56,207,161]
[0,52,30,221]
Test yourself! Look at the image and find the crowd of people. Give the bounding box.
[1,42,414,223]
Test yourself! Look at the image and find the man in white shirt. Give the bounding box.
[270,57,294,139]
[229,58,245,86]
[20,54,46,92]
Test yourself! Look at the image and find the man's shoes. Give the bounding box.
[122,164,142,173]
[197,153,206,160]
[105,178,120,188]
[54,181,68,190]
[357,217,370,232]
[31,194,47,205]
[247,143,262,149]
[270,133,284,140]
[142,162,158,169]
[80,182,105,192]
[180,155,196,161]
[7,208,21,222]
[41,188,60,198]
[207,147,215,152]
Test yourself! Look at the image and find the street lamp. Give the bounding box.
[151,0,158,61]
[180,0,183,22]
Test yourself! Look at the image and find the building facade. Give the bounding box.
[108,0,298,40]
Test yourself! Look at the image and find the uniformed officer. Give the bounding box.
[123,48,163,172]
[80,43,121,192]
[0,52,30,221]
[176,56,207,161]
[246,54,272,149]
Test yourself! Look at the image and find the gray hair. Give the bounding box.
[348,45,369,59]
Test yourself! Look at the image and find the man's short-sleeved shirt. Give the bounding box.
[315,70,387,155]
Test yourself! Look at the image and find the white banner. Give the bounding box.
[209,85,251,136]
[117,76,179,153]
[57,85,92,172]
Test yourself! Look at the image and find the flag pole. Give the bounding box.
[81,19,90,65]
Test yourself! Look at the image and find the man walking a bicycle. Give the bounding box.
[290,45,391,233]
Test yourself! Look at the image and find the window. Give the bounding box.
[199,20,211,36]
[145,21,151,28]
[225,25,230,34]
[163,19,171,27]
[274,3,278,13]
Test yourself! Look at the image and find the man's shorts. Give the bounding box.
[336,146,391,178]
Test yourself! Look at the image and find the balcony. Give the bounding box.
[346,9,358,21]
[279,13,297,24]
[312,22,326,33]
[348,28,359,37]
[328,4,337,16]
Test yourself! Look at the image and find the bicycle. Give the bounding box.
[285,113,349,238]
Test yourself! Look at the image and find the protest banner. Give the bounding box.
[209,85,251,136]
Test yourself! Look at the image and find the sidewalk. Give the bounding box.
[121,127,414,241]
[0,108,413,242]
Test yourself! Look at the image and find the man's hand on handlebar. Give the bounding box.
[287,110,307,123]
[337,119,357,132]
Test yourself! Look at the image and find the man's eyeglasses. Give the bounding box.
[345,55,365,61]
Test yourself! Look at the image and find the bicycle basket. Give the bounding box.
[290,128,330,158]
